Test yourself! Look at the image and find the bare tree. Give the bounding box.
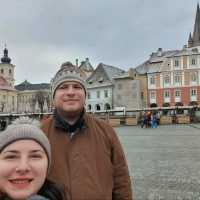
[35,90,49,113]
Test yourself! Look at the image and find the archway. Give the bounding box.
[162,103,170,115]
[150,103,157,108]
[104,103,111,110]
[175,102,184,114]
[95,104,101,111]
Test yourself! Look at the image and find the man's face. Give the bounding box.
[53,81,86,115]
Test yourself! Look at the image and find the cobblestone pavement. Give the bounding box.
[115,124,200,200]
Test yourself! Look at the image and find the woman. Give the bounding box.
[0,117,65,200]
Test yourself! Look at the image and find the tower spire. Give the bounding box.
[192,3,200,47]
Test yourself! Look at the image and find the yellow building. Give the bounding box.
[0,48,17,113]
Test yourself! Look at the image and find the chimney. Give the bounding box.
[157,48,162,56]
[76,58,78,66]
[183,45,187,50]
[128,68,135,78]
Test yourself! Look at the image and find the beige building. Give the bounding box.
[113,69,142,110]
[0,48,17,113]
[15,81,51,113]
[0,47,51,114]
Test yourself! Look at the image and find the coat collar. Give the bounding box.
[53,109,87,135]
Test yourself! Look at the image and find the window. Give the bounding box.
[174,73,182,85]
[191,72,197,82]
[174,60,179,67]
[97,91,100,98]
[98,77,104,83]
[191,89,197,96]
[104,90,108,98]
[175,90,180,97]
[9,69,12,74]
[190,56,197,66]
[150,76,155,85]
[191,59,196,65]
[104,103,111,110]
[87,104,91,110]
[164,90,170,98]
[96,104,101,111]
[1,69,4,74]
[150,91,155,99]
[175,75,180,83]
[164,75,170,84]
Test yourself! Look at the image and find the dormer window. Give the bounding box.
[88,80,93,84]
[98,77,104,83]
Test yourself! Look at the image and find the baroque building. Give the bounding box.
[15,81,50,113]
[0,48,17,113]
[136,4,200,107]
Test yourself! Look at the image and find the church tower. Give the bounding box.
[0,47,15,87]
[188,3,200,47]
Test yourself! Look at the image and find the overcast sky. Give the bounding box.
[0,0,199,84]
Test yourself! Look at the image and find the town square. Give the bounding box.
[0,0,200,199]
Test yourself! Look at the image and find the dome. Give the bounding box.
[1,48,11,64]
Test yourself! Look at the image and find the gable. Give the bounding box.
[87,64,110,84]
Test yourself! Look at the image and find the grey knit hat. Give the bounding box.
[0,117,51,172]
[51,62,87,99]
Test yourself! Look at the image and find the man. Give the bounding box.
[42,62,133,200]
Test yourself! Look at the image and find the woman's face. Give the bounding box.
[0,139,48,200]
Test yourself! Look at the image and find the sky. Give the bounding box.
[0,0,199,84]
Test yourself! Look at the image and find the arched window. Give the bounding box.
[150,103,157,108]
[87,104,92,110]
[95,104,101,111]
[104,103,111,110]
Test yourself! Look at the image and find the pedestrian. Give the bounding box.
[151,113,158,128]
[0,117,65,200]
[1,119,7,131]
[42,62,133,200]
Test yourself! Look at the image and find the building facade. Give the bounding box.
[136,4,200,108]
[113,69,142,110]
[0,48,17,113]
[15,81,51,113]
[86,63,125,112]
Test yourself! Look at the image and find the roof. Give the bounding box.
[99,63,125,80]
[15,80,50,91]
[135,49,180,74]
[79,58,94,72]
